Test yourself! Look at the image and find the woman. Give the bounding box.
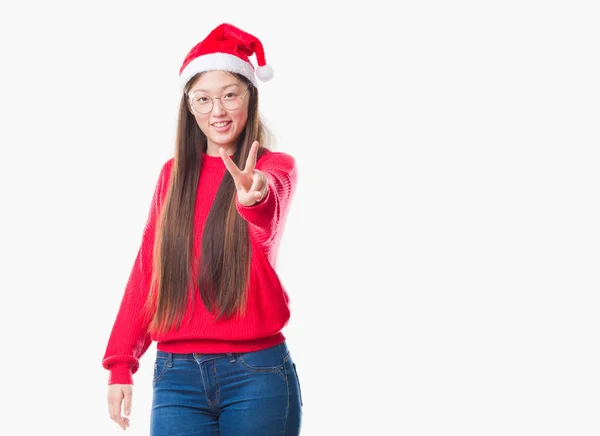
[102,23,302,435]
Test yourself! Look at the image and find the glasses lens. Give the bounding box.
[222,93,241,111]
[192,96,212,114]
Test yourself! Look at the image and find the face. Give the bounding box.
[187,71,250,155]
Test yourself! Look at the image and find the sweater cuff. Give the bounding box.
[108,363,134,385]
[235,183,274,218]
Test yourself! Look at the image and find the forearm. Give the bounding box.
[235,159,297,236]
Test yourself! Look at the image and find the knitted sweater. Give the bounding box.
[102,150,297,385]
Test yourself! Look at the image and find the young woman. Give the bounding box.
[102,23,302,435]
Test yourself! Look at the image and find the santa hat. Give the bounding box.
[179,23,273,91]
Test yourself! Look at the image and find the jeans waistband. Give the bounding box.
[156,341,289,363]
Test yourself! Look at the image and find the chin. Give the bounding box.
[210,139,232,148]
[213,134,240,146]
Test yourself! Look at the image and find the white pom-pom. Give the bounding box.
[256,64,274,82]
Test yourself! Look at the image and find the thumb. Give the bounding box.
[123,389,133,416]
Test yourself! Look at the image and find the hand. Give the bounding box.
[220,141,268,207]
[107,384,133,431]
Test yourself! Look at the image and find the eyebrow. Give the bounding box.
[190,83,240,93]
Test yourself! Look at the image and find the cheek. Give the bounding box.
[194,114,211,132]
[232,111,249,128]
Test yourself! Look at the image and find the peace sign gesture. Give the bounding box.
[219,141,269,207]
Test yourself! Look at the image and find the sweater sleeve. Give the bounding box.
[101,159,172,385]
[235,151,298,238]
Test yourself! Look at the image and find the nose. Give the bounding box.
[211,97,226,115]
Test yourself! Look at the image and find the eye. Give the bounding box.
[223,92,237,100]
[196,96,209,103]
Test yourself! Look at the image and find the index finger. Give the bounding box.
[219,147,243,181]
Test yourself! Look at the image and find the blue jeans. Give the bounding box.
[150,341,303,435]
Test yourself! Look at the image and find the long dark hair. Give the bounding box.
[145,72,269,335]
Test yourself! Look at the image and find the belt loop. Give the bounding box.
[279,341,289,361]
[226,352,237,363]
[167,352,174,368]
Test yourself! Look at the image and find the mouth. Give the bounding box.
[212,121,232,128]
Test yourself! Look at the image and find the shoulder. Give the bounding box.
[161,157,175,173]
[157,157,175,183]
[153,157,175,202]
[257,150,296,173]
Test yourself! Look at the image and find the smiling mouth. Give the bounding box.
[212,121,231,127]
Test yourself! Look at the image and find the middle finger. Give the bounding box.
[244,141,259,172]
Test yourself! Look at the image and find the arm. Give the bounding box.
[101,159,172,385]
[234,151,298,238]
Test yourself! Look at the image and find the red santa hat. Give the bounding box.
[179,23,274,91]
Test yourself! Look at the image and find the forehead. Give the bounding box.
[189,70,244,93]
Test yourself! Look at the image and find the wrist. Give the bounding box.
[257,171,269,201]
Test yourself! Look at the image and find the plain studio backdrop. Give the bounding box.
[0,1,598,435]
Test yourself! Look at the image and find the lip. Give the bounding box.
[211,120,232,132]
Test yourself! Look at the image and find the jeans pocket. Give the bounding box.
[152,357,168,383]
[237,345,285,380]
[292,363,303,406]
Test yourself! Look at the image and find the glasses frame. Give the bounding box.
[188,87,250,115]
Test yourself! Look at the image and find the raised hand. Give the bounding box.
[220,141,268,207]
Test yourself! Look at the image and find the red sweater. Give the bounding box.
[102,150,298,385]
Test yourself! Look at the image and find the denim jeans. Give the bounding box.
[150,341,303,435]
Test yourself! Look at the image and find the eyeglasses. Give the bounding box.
[188,88,250,114]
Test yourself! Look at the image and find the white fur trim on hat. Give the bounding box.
[179,52,258,91]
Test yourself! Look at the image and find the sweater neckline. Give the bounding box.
[201,152,231,168]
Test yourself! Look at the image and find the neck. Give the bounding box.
[206,144,236,157]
